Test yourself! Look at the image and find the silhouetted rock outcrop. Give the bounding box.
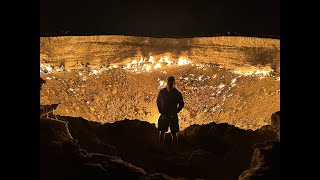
[40,74,279,180]
[49,115,277,180]
[238,111,280,180]
[238,141,280,180]
[40,103,60,117]
[40,118,73,144]
[40,117,182,180]
[271,111,280,141]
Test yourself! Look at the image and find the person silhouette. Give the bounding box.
[157,76,184,145]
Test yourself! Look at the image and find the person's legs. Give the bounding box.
[159,131,165,144]
[158,115,168,145]
[169,116,179,145]
[171,132,178,144]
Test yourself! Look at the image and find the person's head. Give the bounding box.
[167,76,175,90]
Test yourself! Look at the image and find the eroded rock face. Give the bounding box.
[40,117,73,144]
[40,36,280,75]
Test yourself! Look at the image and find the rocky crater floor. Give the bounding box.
[40,36,280,179]
[40,36,280,130]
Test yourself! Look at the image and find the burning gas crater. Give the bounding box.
[40,54,279,130]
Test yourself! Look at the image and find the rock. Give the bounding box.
[238,141,280,180]
[40,77,46,89]
[57,116,118,156]
[40,103,60,117]
[90,107,95,112]
[112,88,117,95]
[41,113,279,180]
[79,163,110,179]
[188,149,214,170]
[40,118,73,144]
[271,111,280,141]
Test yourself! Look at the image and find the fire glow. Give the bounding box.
[40,54,276,80]
[122,55,191,73]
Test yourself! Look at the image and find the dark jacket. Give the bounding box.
[157,87,184,116]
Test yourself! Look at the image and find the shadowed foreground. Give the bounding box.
[40,111,279,179]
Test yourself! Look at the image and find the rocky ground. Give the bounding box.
[40,63,279,130]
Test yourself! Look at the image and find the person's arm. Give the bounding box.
[177,92,184,113]
[157,91,163,114]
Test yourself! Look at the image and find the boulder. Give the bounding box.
[238,141,280,180]
[271,111,280,141]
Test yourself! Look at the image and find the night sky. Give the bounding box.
[40,0,280,38]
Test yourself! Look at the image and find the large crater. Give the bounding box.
[40,35,280,130]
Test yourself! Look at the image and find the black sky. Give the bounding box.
[40,0,280,38]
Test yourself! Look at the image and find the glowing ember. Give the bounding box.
[231,78,237,84]
[218,84,225,89]
[40,65,53,74]
[89,70,99,76]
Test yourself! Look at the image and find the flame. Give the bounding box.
[254,69,272,76]
[154,63,162,69]
[148,56,155,64]
[139,56,145,64]
[178,57,191,66]
[121,54,192,73]
[41,54,194,75]
[132,60,138,65]
[164,56,173,66]
[145,64,152,72]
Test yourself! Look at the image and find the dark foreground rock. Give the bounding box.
[40,117,183,180]
[49,114,277,180]
[238,141,280,180]
[238,111,280,180]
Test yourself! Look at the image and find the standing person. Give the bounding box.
[157,76,184,145]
